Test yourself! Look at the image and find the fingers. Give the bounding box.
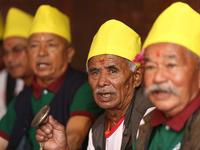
[49,115,65,132]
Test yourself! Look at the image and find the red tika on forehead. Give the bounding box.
[156,51,160,57]
[132,49,145,67]
[99,56,104,64]
[7,42,11,48]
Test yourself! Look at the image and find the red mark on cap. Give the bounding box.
[99,57,104,64]
[156,51,160,57]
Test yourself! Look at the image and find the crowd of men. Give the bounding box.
[0,1,200,150]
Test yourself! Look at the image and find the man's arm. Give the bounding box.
[66,116,93,150]
[0,136,8,149]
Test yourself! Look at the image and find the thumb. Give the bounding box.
[48,115,65,131]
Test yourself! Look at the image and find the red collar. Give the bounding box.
[151,94,200,131]
[32,68,68,99]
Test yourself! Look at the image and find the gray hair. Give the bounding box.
[86,58,136,73]
[185,48,200,69]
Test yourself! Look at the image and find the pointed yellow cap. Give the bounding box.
[0,12,4,40]
[143,2,200,56]
[87,19,141,65]
[29,5,71,42]
[3,7,33,40]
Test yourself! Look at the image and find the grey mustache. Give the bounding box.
[95,88,117,94]
[144,83,180,96]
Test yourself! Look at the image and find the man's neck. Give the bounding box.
[106,102,131,130]
[23,75,33,87]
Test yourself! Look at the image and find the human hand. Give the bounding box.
[35,115,67,150]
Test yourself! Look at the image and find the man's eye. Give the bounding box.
[145,65,155,70]
[110,70,116,73]
[92,70,99,75]
[49,43,56,47]
[13,47,24,52]
[31,44,38,48]
[167,64,176,68]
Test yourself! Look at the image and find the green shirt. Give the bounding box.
[0,82,104,150]
[133,123,185,150]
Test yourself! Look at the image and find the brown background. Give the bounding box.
[0,0,200,72]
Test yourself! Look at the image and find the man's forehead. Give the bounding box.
[144,42,187,60]
[88,54,125,66]
[28,33,62,42]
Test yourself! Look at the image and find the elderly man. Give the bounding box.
[0,5,104,150]
[133,2,200,150]
[35,19,153,150]
[0,8,32,119]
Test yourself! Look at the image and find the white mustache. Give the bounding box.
[35,58,52,64]
[145,83,180,96]
[95,88,117,94]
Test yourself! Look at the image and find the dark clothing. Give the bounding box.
[136,107,200,150]
[91,86,153,150]
[7,67,88,150]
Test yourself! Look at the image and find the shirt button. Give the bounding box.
[165,125,170,130]
[43,89,48,95]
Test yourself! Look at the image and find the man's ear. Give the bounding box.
[133,66,144,88]
[67,46,75,63]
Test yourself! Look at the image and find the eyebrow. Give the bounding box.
[105,65,118,70]
[88,67,99,72]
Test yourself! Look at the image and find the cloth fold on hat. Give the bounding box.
[29,5,71,42]
[87,19,141,66]
[3,7,33,40]
[142,2,200,57]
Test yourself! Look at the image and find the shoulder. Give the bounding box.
[133,86,154,114]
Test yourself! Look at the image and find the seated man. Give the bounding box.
[0,8,31,119]
[0,5,104,150]
[133,2,200,150]
[35,19,153,150]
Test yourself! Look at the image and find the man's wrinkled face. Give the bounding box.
[3,37,32,79]
[144,42,200,118]
[88,54,134,110]
[28,33,73,81]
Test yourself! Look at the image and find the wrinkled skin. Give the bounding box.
[28,33,75,86]
[88,54,143,129]
[3,37,33,81]
[144,42,200,118]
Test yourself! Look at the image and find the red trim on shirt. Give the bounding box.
[152,94,200,131]
[70,111,96,123]
[0,129,10,141]
[32,68,68,99]
[105,116,125,139]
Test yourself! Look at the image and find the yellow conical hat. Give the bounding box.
[3,7,33,40]
[0,12,4,40]
[143,2,200,56]
[29,5,71,42]
[87,19,141,65]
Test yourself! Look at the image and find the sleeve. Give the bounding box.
[70,81,104,122]
[0,97,17,140]
[87,128,95,150]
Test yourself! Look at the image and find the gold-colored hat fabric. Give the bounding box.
[29,5,71,42]
[143,2,200,56]
[3,7,33,40]
[0,12,4,40]
[87,19,141,65]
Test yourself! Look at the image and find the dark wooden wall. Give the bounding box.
[0,0,200,72]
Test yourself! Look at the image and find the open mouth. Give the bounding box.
[37,62,50,69]
[153,90,171,99]
[98,93,113,101]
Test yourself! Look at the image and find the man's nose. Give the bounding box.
[153,67,168,83]
[38,45,48,56]
[98,72,110,87]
